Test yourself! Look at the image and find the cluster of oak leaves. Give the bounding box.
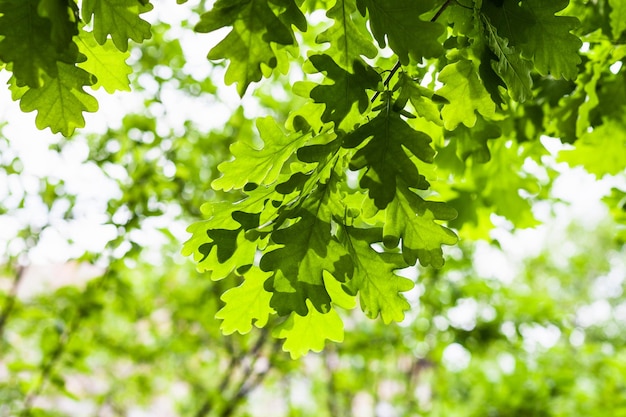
[2,0,623,357]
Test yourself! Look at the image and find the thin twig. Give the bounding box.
[0,265,26,345]
[21,271,110,416]
[370,0,454,103]
[194,329,270,417]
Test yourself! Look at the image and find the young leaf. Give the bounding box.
[610,0,626,40]
[77,32,132,93]
[212,117,312,191]
[341,226,414,324]
[395,73,443,126]
[437,59,496,130]
[383,186,458,268]
[315,0,377,71]
[12,63,99,136]
[558,120,626,177]
[81,0,153,52]
[195,227,258,280]
[215,267,274,334]
[273,300,344,359]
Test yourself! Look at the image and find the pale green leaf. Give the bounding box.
[383,186,458,268]
[16,63,98,136]
[437,59,496,130]
[559,120,626,177]
[77,31,132,93]
[216,267,274,334]
[341,227,414,324]
[610,0,626,40]
[315,0,377,71]
[273,300,344,359]
[212,117,311,191]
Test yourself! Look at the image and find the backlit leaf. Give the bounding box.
[13,63,99,136]
[216,267,274,334]
[77,31,132,93]
[341,226,414,324]
[273,300,344,359]
[81,0,153,52]
[437,59,496,130]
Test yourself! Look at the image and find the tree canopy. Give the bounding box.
[1,0,626,415]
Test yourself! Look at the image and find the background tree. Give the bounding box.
[0,0,625,415]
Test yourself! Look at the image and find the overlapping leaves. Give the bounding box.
[0,0,148,135]
[342,95,434,208]
[185,90,458,355]
[357,0,445,63]
[195,0,306,95]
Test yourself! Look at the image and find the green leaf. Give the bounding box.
[342,98,434,208]
[77,31,132,93]
[13,63,98,136]
[323,271,356,309]
[183,188,278,273]
[481,16,534,102]
[436,59,496,130]
[357,0,444,64]
[273,300,344,359]
[315,0,377,71]
[215,267,274,334]
[383,186,458,268]
[610,0,626,40]
[341,226,413,324]
[395,72,443,126]
[81,0,153,52]
[448,118,501,165]
[558,120,626,177]
[37,0,80,51]
[309,54,380,126]
[212,117,312,191]
[260,196,352,316]
[0,0,78,87]
[195,0,297,95]
[195,228,259,280]
[481,0,581,80]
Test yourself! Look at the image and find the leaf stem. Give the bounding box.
[370,0,454,103]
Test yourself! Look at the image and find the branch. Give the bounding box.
[194,329,271,417]
[0,265,26,345]
[370,0,454,103]
[21,271,110,416]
